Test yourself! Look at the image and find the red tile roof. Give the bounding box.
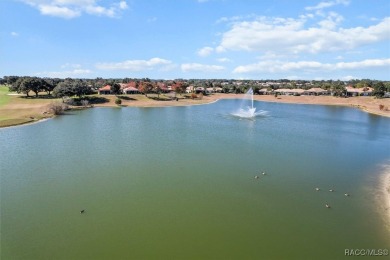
[99,85,111,91]
[120,82,138,89]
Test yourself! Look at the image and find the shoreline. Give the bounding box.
[0,94,389,129]
[377,164,390,232]
[92,94,390,117]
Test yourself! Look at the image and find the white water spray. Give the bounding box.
[231,88,268,118]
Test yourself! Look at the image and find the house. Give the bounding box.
[214,87,223,93]
[206,87,214,94]
[195,87,205,94]
[277,88,306,95]
[120,82,140,94]
[98,85,111,95]
[157,82,170,93]
[123,86,140,94]
[346,86,373,96]
[186,85,195,93]
[304,88,329,96]
[258,88,273,95]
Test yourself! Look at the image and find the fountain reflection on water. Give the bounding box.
[231,87,268,118]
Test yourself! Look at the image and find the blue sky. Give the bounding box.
[1,0,389,80]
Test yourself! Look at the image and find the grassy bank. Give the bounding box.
[0,85,11,106]
[0,85,57,127]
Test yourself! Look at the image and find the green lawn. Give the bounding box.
[0,85,11,106]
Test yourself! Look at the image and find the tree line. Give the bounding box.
[1,76,389,98]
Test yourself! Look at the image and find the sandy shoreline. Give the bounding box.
[378,164,390,231]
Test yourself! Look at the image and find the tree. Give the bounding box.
[72,80,92,98]
[111,83,121,95]
[222,85,230,93]
[154,82,162,99]
[53,81,74,100]
[44,78,60,95]
[138,82,153,97]
[19,77,46,97]
[9,77,24,93]
[172,82,186,97]
[4,76,20,86]
[331,82,345,96]
[373,81,386,98]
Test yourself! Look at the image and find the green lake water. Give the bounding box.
[1,99,390,259]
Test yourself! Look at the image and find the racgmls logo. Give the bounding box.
[345,249,389,256]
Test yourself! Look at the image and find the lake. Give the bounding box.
[1,99,390,259]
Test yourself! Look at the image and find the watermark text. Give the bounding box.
[345,249,389,256]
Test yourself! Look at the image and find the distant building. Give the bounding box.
[98,85,111,95]
[346,86,373,96]
[304,88,329,96]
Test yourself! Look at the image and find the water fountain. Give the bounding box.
[231,88,268,118]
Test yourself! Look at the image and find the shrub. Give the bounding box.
[48,102,68,115]
[115,98,122,105]
[63,97,76,106]
[191,93,197,99]
[80,99,89,107]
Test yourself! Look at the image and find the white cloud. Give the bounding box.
[36,69,92,78]
[215,46,226,53]
[39,4,81,18]
[147,17,157,23]
[258,51,292,60]
[305,0,350,11]
[96,58,173,71]
[197,46,214,57]
[217,58,231,63]
[181,63,225,72]
[216,17,390,54]
[233,58,390,74]
[340,75,358,81]
[21,0,128,19]
[216,15,256,24]
[317,12,343,29]
[85,5,109,16]
[119,1,128,10]
[11,32,19,37]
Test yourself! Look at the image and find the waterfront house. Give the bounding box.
[186,85,195,93]
[123,86,140,94]
[98,85,111,95]
[120,82,140,94]
[195,87,205,94]
[258,88,273,95]
[346,86,373,96]
[304,88,329,96]
[206,87,214,94]
[214,87,223,93]
[274,88,305,96]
